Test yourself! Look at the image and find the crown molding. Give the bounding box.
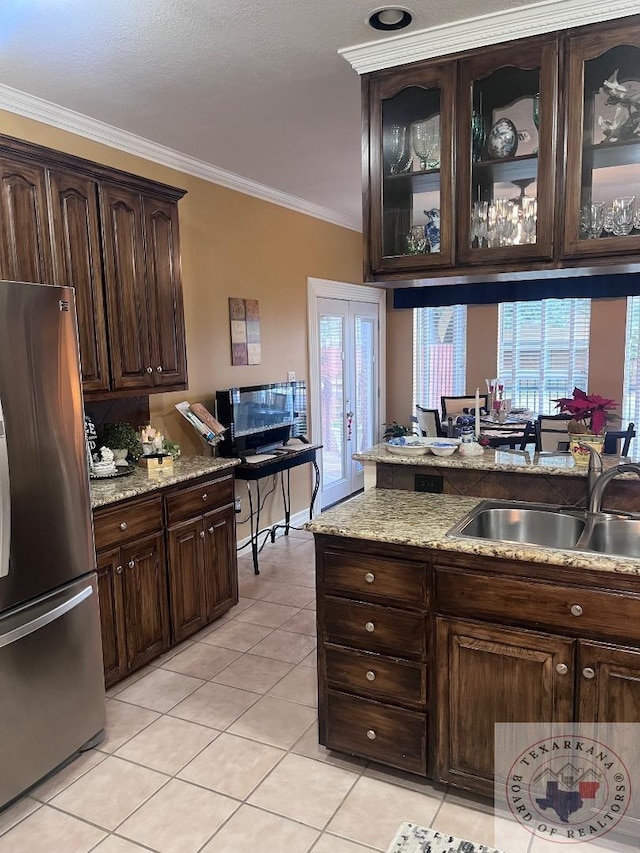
[0,83,361,232]
[339,0,639,74]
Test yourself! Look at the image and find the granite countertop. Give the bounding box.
[354,443,640,478]
[307,488,640,577]
[90,456,238,509]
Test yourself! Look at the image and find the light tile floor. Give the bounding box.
[0,528,637,853]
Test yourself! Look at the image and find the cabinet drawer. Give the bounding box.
[165,475,234,524]
[94,497,163,551]
[325,644,427,708]
[325,690,427,775]
[436,567,640,643]
[324,597,426,660]
[323,549,427,609]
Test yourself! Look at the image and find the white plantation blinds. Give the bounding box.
[623,296,640,427]
[498,299,591,414]
[413,306,467,411]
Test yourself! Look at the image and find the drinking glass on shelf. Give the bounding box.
[604,204,615,234]
[471,201,488,247]
[580,201,605,239]
[387,124,412,175]
[612,196,636,236]
[521,196,537,243]
[406,225,427,254]
[634,207,640,231]
[411,118,440,171]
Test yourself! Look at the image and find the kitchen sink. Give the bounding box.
[450,502,587,550]
[581,518,640,558]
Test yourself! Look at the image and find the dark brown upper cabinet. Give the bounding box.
[562,20,640,259]
[367,63,456,275]
[0,133,188,398]
[457,36,558,266]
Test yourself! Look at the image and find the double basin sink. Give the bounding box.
[448,500,640,558]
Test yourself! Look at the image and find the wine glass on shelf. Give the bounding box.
[521,196,537,244]
[411,118,439,171]
[387,124,411,175]
[612,196,635,236]
[580,201,605,240]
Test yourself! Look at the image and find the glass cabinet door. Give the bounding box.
[368,64,455,273]
[563,23,640,258]
[457,38,558,265]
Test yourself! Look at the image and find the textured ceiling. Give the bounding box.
[0,0,541,228]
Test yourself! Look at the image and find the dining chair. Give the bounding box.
[415,405,444,437]
[441,394,488,419]
[603,422,636,456]
[535,414,572,452]
[518,420,536,450]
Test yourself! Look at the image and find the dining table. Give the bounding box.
[478,412,534,449]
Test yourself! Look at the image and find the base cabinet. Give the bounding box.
[94,470,238,686]
[314,534,640,800]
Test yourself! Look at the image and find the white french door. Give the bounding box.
[308,279,386,510]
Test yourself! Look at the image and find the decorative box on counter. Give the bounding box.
[138,453,174,473]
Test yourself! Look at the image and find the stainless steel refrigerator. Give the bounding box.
[0,280,105,808]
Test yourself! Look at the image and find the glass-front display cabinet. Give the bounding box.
[368,64,455,274]
[456,37,558,265]
[563,22,640,258]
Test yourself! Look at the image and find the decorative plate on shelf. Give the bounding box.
[487,118,518,159]
[89,466,136,480]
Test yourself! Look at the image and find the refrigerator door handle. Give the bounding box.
[0,397,10,579]
[0,585,93,649]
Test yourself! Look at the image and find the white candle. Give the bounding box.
[475,387,480,439]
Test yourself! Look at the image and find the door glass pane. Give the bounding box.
[470,66,540,249]
[354,316,375,471]
[381,86,442,258]
[320,314,345,488]
[579,45,640,242]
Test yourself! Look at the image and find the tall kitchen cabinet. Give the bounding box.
[0,133,188,398]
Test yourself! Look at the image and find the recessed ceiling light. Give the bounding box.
[367,6,413,31]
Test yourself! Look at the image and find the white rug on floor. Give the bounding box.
[387,822,508,853]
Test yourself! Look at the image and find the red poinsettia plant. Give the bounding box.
[553,387,618,436]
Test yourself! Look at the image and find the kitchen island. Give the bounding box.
[308,478,640,801]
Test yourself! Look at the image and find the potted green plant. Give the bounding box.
[98,422,143,463]
[553,388,618,464]
[382,421,416,440]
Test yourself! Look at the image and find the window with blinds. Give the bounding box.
[623,296,640,427]
[498,299,591,414]
[413,306,467,411]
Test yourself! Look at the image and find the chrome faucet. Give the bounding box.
[588,462,640,514]
[577,442,603,509]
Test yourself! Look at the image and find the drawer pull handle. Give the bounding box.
[365,621,375,633]
[115,565,123,575]
[365,670,376,681]
[146,366,153,374]
[570,604,583,617]
[200,530,205,539]
[583,667,596,680]
[556,663,568,676]
[365,572,375,584]
[202,493,208,501]
[119,522,127,531]
[366,729,376,740]
[157,366,163,373]
[208,526,215,534]
[128,560,135,569]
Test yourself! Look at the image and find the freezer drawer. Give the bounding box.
[0,574,106,807]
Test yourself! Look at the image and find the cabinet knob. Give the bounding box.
[128,560,135,569]
[119,521,127,531]
[202,493,208,501]
[146,366,153,373]
[115,565,123,574]
[366,729,376,740]
[199,530,205,538]
[570,604,583,617]
[156,366,163,373]
[365,621,375,633]
[583,667,596,680]
[208,526,215,534]
[365,670,376,682]
[556,663,568,675]
[365,572,375,584]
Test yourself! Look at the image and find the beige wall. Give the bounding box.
[386,298,629,426]
[1,111,363,534]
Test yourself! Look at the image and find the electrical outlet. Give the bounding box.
[415,473,443,493]
[287,370,296,382]
[234,497,242,513]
